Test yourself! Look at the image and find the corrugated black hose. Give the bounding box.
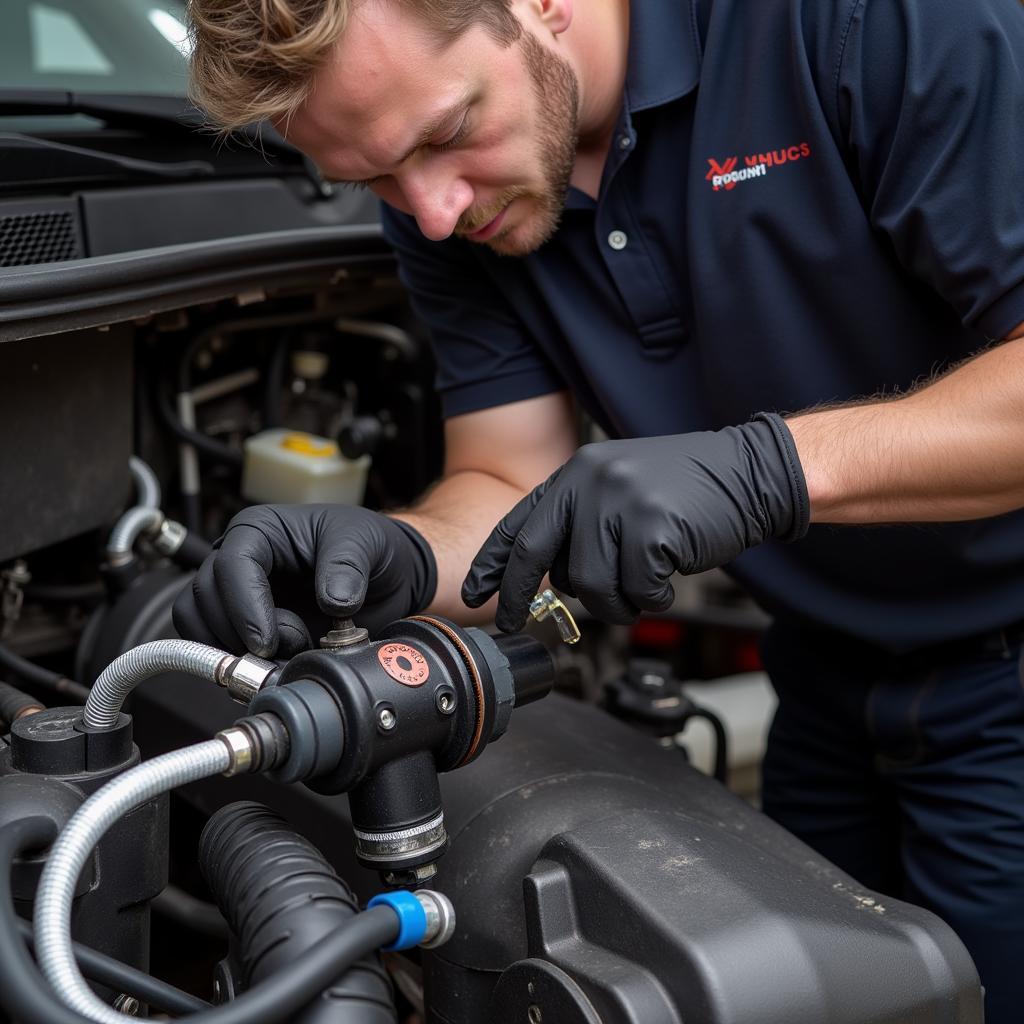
[200,802,397,1024]
[0,816,400,1024]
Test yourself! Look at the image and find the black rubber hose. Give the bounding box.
[152,883,229,940]
[693,706,729,784]
[155,382,245,467]
[0,819,400,1024]
[24,582,107,604]
[15,916,209,1015]
[174,529,215,570]
[0,644,90,704]
[262,336,290,429]
[0,680,44,727]
[200,802,396,1024]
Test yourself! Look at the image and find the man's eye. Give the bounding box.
[431,114,471,153]
[343,177,383,191]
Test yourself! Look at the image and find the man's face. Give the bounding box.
[279,0,580,256]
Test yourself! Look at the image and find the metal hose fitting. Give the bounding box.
[33,739,238,1024]
[85,640,234,730]
[107,507,165,566]
[416,890,457,949]
[109,457,198,566]
[214,653,279,705]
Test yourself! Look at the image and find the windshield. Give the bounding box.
[0,1,190,96]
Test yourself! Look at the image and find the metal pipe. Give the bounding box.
[106,507,164,565]
[127,456,160,510]
[333,318,419,360]
[191,367,261,405]
[33,740,236,1024]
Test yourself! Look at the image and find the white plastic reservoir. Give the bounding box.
[242,428,370,506]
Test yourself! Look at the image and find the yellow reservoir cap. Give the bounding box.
[279,433,338,458]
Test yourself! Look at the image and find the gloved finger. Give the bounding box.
[314,518,378,618]
[171,574,227,648]
[567,520,640,625]
[274,608,314,658]
[462,470,560,608]
[547,546,576,598]
[188,557,249,652]
[619,529,677,613]
[214,524,281,657]
[494,489,572,633]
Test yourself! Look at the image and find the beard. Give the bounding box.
[457,28,580,256]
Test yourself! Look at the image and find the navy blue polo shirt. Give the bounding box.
[382,0,1024,652]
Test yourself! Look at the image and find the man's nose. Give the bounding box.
[398,166,474,241]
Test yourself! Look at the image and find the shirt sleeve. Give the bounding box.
[380,203,566,418]
[834,0,1024,340]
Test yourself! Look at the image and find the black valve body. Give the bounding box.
[249,617,553,878]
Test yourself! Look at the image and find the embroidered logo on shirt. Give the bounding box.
[706,142,812,192]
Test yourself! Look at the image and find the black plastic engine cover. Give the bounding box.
[421,697,980,1024]
[94,583,982,1023]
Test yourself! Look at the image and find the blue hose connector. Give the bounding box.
[368,890,428,952]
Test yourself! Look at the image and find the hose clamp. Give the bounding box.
[353,812,447,863]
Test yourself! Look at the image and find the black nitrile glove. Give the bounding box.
[173,505,437,657]
[462,413,808,632]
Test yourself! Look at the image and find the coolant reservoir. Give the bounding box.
[242,429,370,505]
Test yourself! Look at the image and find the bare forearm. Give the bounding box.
[788,334,1024,523]
[391,469,529,622]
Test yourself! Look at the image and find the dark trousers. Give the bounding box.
[761,621,1024,1024]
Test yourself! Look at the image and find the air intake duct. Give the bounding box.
[199,802,396,1024]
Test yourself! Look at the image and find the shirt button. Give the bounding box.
[618,135,632,150]
[608,230,628,251]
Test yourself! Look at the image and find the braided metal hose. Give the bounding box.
[84,640,231,730]
[33,740,234,1024]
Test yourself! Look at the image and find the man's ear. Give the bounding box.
[541,0,573,35]
[513,0,573,36]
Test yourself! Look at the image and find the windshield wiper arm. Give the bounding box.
[0,90,205,131]
[0,133,214,181]
[0,90,332,197]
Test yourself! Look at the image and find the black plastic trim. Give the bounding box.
[0,226,392,343]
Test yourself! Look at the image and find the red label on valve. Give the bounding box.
[377,643,430,687]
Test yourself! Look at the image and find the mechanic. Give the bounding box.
[178,1,1024,1017]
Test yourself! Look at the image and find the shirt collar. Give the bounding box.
[624,0,703,114]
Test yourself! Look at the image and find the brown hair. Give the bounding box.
[188,0,522,132]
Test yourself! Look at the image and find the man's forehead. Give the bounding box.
[281,1,466,155]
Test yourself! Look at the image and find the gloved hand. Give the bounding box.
[462,413,808,631]
[173,505,437,657]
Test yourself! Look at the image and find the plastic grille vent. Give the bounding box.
[0,210,82,267]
